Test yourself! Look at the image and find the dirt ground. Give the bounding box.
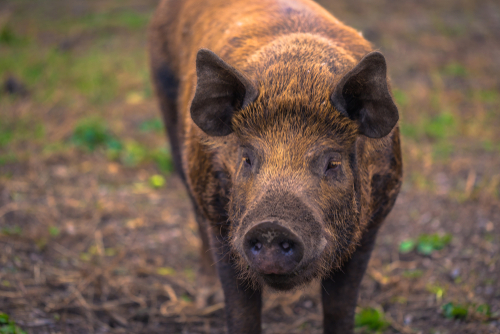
[0,0,499,333]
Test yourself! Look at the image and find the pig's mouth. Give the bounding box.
[252,250,329,291]
[261,273,298,290]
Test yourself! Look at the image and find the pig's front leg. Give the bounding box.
[321,227,379,334]
[212,234,262,334]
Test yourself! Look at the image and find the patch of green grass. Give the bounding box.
[0,130,13,148]
[0,35,147,105]
[399,123,419,140]
[71,119,173,173]
[399,240,416,254]
[119,141,149,166]
[139,118,164,133]
[442,62,468,77]
[0,312,27,334]
[442,302,468,320]
[48,226,60,237]
[0,226,22,236]
[118,143,174,173]
[471,89,499,104]
[112,11,152,30]
[150,147,174,174]
[425,112,457,140]
[400,112,457,142]
[417,233,452,255]
[0,25,28,46]
[399,233,452,255]
[42,141,73,155]
[53,10,152,33]
[410,171,435,191]
[0,119,44,148]
[72,117,122,151]
[183,268,196,283]
[432,141,455,160]
[393,89,408,108]
[180,294,192,303]
[355,307,389,332]
[70,52,119,104]
[157,267,176,276]
[149,174,166,189]
[402,269,424,279]
[475,304,492,318]
[427,284,445,301]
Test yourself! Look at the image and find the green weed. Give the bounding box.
[149,174,166,189]
[157,267,176,276]
[432,141,455,160]
[0,129,13,148]
[72,118,121,152]
[400,112,457,142]
[399,239,416,254]
[120,141,148,166]
[471,89,499,104]
[417,233,452,255]
[180,294,192,303]
[393,89,408,107]
[410,171,435,191]
[402,269,424,279]
[399,233,452,255]
[59,10,152,32]
[0,25,27,46]
[150,147,174,174]
[0,312,27,334]
[48,226,60,237]
[0,119,43,148]
[139,118,164,133]
[71,118,174,173]
[475,304,492,318]
[442,302,468,320]
[0,226,22,236]
[425,112,457,140]
[355,307,389,332]
[427,284,445,302]
[0,37,146,105]
[442,62,468,77]
[399,123,419,140]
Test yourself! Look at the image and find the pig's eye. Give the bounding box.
[242,156,252,167]
[326,160,341,172]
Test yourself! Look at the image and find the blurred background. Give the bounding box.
[0,0,499,333]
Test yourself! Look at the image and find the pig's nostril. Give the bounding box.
[249,239,263,253]
[280,241,292,252]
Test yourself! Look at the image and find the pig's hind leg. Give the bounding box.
[149,56,185,180]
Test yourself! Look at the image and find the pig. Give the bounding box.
[148,0,402,333]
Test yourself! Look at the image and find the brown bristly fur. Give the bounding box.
[149,0,402,332]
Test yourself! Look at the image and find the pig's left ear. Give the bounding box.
[330,51,399,138]
[191,49,258,136]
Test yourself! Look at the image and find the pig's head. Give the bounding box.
[190,43,398,291]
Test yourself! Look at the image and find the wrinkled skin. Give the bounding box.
[148,0,402,333]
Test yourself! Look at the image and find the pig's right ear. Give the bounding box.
[330,51,399,139]
[190,49,258,136]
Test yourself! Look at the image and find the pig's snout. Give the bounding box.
[243,221,304,275]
